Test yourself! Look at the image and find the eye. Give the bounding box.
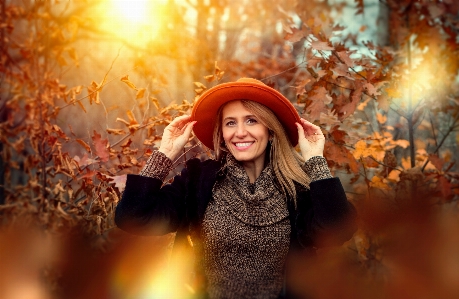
[225,120,236,126]
[246,118,258,124]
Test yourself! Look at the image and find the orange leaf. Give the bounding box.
[107,128,126,135]
[376,113,387,124]
[204,75,215,82]
[120,75,138,90]
[194,82,207,89]
[76,139,91,153]
[394,139,410,149]
[136,88,146,99]
[353,140,373,159]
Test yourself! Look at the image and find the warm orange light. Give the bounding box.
[112,0,150,24]
[98,0,168,45]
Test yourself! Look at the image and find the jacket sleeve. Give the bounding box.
[114,166,190,236]
[295,177,357,248]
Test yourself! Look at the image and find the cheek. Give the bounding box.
[221,127,232,142]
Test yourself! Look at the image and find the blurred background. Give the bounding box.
[1,0,459,298]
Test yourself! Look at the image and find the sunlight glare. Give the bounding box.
[112,0,150,24]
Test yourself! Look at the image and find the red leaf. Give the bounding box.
[91,131,110,162]
[437,175,452,198]
[339,84,363,119]
[429,153,444,171]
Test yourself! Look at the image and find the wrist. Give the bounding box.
[302,153,323,161]
[158,148,179,161]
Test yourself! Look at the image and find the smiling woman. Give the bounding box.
[115,78,357,298]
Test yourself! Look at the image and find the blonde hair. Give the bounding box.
[212,100,311,203]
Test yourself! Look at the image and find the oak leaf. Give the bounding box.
[306,86,332,121]
[310,41,334,51]
[91,131,110,162]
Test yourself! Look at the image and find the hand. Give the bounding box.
[158,115,196,161]
[295,118,325,161]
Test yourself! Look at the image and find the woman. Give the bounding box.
[115,78,356,299]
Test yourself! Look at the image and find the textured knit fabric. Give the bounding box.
[303,156,332,181]
[116,150,357,298]
[139,150,172,180]
[201,155,290,299]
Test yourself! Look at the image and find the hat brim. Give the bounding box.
[191,80,300,150]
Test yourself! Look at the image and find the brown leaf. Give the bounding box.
[87,81,100,104]
[285,27,305,43]
[91,131,110,162]
[306,86,332,121]
[337,51,353,67]
[310,41,334,51]
[106,128,126,135]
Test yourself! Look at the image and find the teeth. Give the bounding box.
[235,142,253,147]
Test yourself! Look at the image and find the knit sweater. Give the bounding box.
[138,151,333,298]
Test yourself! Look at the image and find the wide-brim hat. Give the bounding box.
[191,78,300,150]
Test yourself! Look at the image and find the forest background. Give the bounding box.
[1,0,459,298]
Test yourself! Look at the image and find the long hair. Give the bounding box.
[212,100,311,204]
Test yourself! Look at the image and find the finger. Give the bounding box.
[182,121,197,139]
[300,118,322,135]
[295,122,306,140]
[170,115,192,128]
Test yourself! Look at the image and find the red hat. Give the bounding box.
[191,78,300,150]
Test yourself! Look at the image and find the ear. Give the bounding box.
[269,129,274,141]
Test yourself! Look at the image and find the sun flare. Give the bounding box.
[112,0,150,24]
[98,0,168,45]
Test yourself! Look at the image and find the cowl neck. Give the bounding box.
[212,154,289,226]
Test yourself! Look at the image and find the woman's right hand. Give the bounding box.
[158,115,196,161]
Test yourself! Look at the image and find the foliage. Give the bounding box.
[1,0,459,297]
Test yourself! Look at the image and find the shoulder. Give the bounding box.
[185,157,221,176]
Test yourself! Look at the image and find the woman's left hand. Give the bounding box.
[295,118,325,161]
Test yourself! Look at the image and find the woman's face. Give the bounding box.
[221,100,270,167]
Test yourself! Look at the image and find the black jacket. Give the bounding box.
[115,157,356,249]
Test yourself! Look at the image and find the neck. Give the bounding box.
[242,159,265,184]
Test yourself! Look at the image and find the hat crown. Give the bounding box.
[236,77,266,85]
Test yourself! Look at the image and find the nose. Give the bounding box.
[235,123,247,137]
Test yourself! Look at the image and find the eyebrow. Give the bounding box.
[222,114,257,122]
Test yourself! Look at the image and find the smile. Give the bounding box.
[234,142,254,149]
